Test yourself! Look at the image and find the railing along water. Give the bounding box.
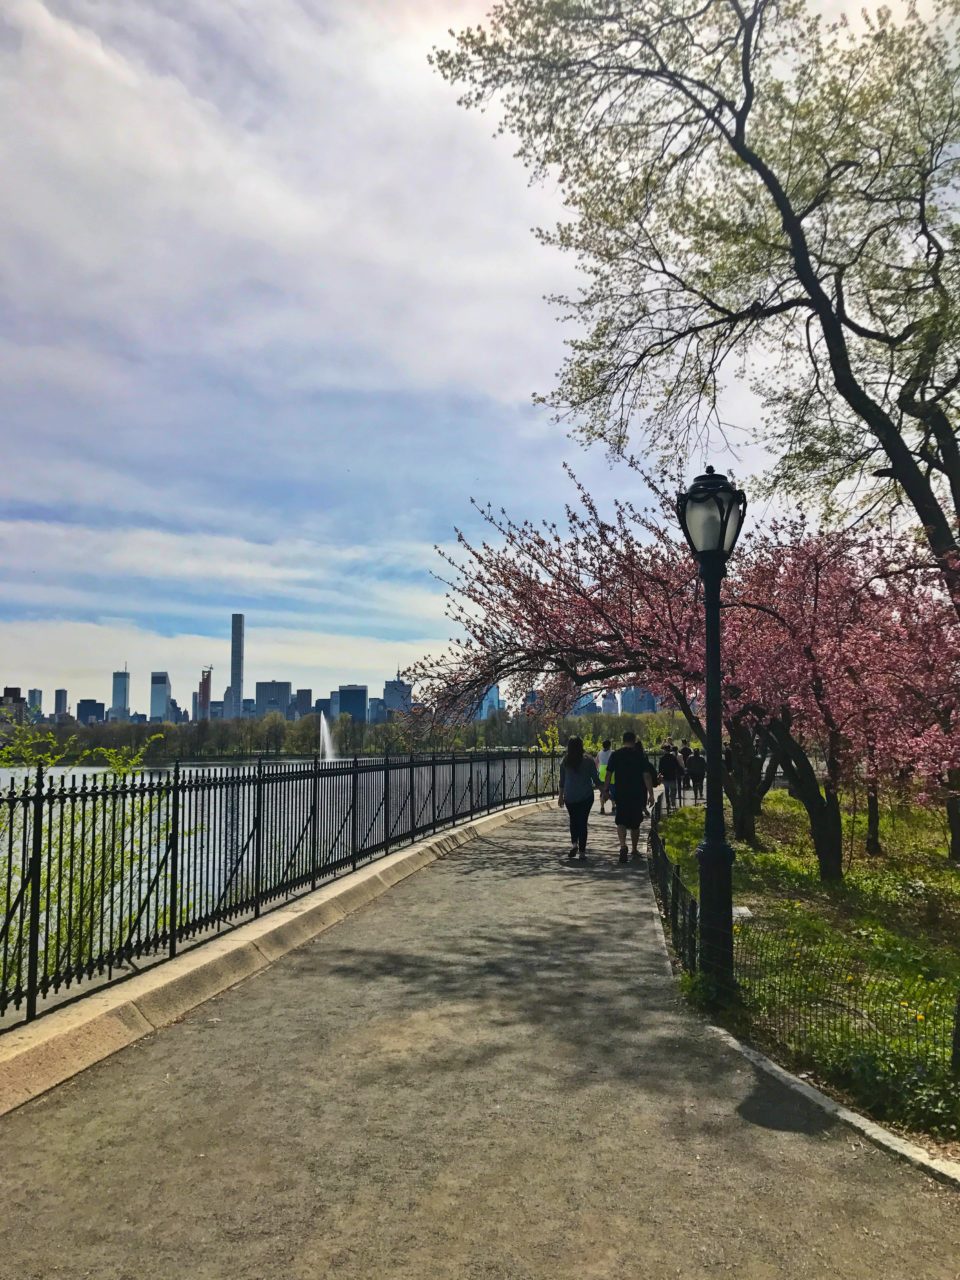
[0,751,560,1029]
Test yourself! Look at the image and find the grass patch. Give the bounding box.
[658,792,960,1138]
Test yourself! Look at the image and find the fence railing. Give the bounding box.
[647,819,960,1130]
[0,750,560,1029]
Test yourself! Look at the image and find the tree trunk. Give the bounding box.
[866,788,882,857]
[766,719,844,881]
[947,768,960,867]
[732,800,757,844]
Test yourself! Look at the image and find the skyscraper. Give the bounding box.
[150,672,171,722]
[76,699,105,726]
[621,687,658,714]
[601,690,620,715]
[229,613,244,719]
[27,689,42,713]
[54,689,68,717]
[197,668,212,721]
[383,676,413,717]
[255,681,292,718]
[110,669,130,722]
[295,688,313,718]
[338,685,368,723]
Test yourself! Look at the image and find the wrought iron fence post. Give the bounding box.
[486,752,491,814]
[25,763,44,1022]
[688,900,699,973]
[408,753,415,841]
[168,762,181,958]
[384,752,391,855]
[431,752,437,833]
[310,755,320,890]
[952,990,960,1077]
[534,747,539,799]
[468,756,474,819]
[351,756,359,870]
[501,753,507,808]
[253,758,264,918]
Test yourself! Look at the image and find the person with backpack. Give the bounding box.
[558,736,600,861]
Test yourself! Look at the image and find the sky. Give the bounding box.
[0,0,758,715]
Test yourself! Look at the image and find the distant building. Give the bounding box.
[314,697,331,719]
[242,698,256,718]
[338,685,368,723]
[1,687,27,723]
[27,689,42,713]
[149,672,171,723]
[571,692,598,716]
[383,676,413,718]
[329,691,340,719]
[295,689,313,719]
[109,670,130,722]
[197,668,212,721]
[523,689,544,711]
[130,713,147,724]
[226,614,244,719]
[601,690,620,716]
[54,689,68,717]
[255,681,292,719]
[620,687,657,714]
[191,692,199,722]
[209,701,224,720]
[475,686,501,720]
[367,697,386,725]
[75,698,103,726]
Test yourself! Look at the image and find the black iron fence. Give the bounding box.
[647,822,960,1130]
[1,750,559,1029]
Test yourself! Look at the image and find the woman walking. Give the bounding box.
[558,736,600,860]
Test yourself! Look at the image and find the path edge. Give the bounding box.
[0,799,555,1118]
[642,864,960,1191]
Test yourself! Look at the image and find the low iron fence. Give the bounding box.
[0,750,559,1029]
[647,823,960,1128]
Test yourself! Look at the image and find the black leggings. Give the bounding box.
[567,797,594,851]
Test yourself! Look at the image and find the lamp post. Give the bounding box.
[676,466,747,991]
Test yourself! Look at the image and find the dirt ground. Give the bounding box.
[1,808,958,1280]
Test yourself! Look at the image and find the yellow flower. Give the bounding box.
[916,1014,925,1022]
[900,1001,909,1008]
[846,974,855,983]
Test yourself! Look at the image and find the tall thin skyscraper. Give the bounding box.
[230,613,244,719]
[54,688,68,717]
[110,669,130,721]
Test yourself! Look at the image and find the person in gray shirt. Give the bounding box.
[558,736,600,861]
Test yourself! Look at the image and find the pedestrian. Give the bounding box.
[687,746,706,803]
[679,739,692,795]
[602,731,656,864]
[658,746,683,812]
[558,736,600,861]
[596,739,613,814]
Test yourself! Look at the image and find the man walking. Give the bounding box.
[596,739,613,814]
[686,746,706,803]
[658,746,683,813]
[602,731,656,864]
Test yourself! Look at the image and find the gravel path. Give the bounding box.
[1,807,958,1280]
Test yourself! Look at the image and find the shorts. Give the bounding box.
[613,798,645,830]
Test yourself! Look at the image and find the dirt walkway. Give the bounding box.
[1,808,957,1279]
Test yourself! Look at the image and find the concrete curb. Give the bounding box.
[0,799,554,1118]
[642,865,960,1192]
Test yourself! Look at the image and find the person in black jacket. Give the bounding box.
[658,747,683,812]
[686,746,706,803]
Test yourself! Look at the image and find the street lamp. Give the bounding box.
[676,466,747,991]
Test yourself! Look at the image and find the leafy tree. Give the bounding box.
[435,0,960,618]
